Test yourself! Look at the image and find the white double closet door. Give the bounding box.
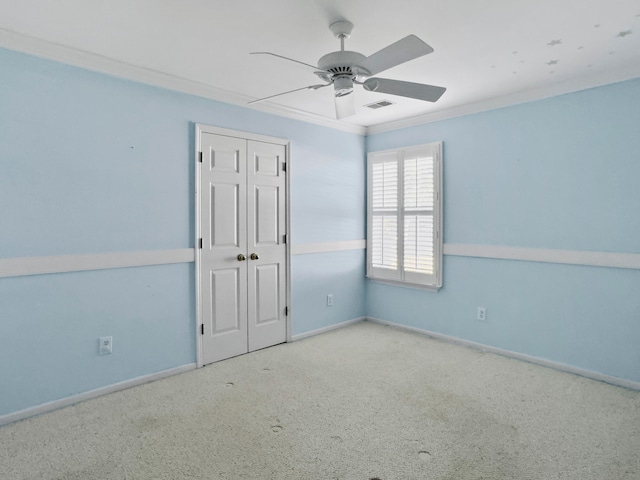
[198,129,287,365]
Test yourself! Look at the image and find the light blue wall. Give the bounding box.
[0,265,195,413]
[367,78,640,383]
[292,249,366,336]
[2,44,637,418]
[0,48,366,416]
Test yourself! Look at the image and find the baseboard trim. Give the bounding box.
[0,363,197,427]
[366,317,640,391]
[291,317,365,342]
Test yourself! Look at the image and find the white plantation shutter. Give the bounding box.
[403,155,435,284]
[371,216,397,269]
[369,153,401,280]
[367,143,442,288]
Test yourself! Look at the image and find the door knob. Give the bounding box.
[237,254,246,261]
[250,253,259,260]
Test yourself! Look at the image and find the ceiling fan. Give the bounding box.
[249,20,446,120]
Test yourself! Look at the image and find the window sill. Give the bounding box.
[366,276,442,292]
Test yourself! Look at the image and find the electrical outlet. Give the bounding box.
[99,336,113,355]
[327,294,333,307]
[477,307,487,322]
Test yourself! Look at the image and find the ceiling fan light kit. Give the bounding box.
[250,20,446,120]
[333,76,354,97]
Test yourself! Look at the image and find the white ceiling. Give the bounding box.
[1,0,639,133]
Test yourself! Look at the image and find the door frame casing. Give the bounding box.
[194,124,291,368]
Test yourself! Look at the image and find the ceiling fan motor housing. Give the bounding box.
[317,51,370,82]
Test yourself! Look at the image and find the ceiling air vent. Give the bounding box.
[365,100,395,109]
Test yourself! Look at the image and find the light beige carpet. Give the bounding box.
[1,321,639,480]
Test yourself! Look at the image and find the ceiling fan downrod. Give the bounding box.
[318,21,366,98]
[329,21,354,51]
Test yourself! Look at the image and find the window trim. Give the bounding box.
[366,142,443,291]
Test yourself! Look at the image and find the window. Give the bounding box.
[367,142,443,289]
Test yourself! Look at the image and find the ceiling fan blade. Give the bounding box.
[363,78,446,102]
[248,84,330,104]
[250,52,327,72]
[359,35,434,76]
[335,93,356,119]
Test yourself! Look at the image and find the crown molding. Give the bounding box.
[249,100,366,135]
[366,65,640,135]
[3,28,638,139]
[0,28,365,136]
